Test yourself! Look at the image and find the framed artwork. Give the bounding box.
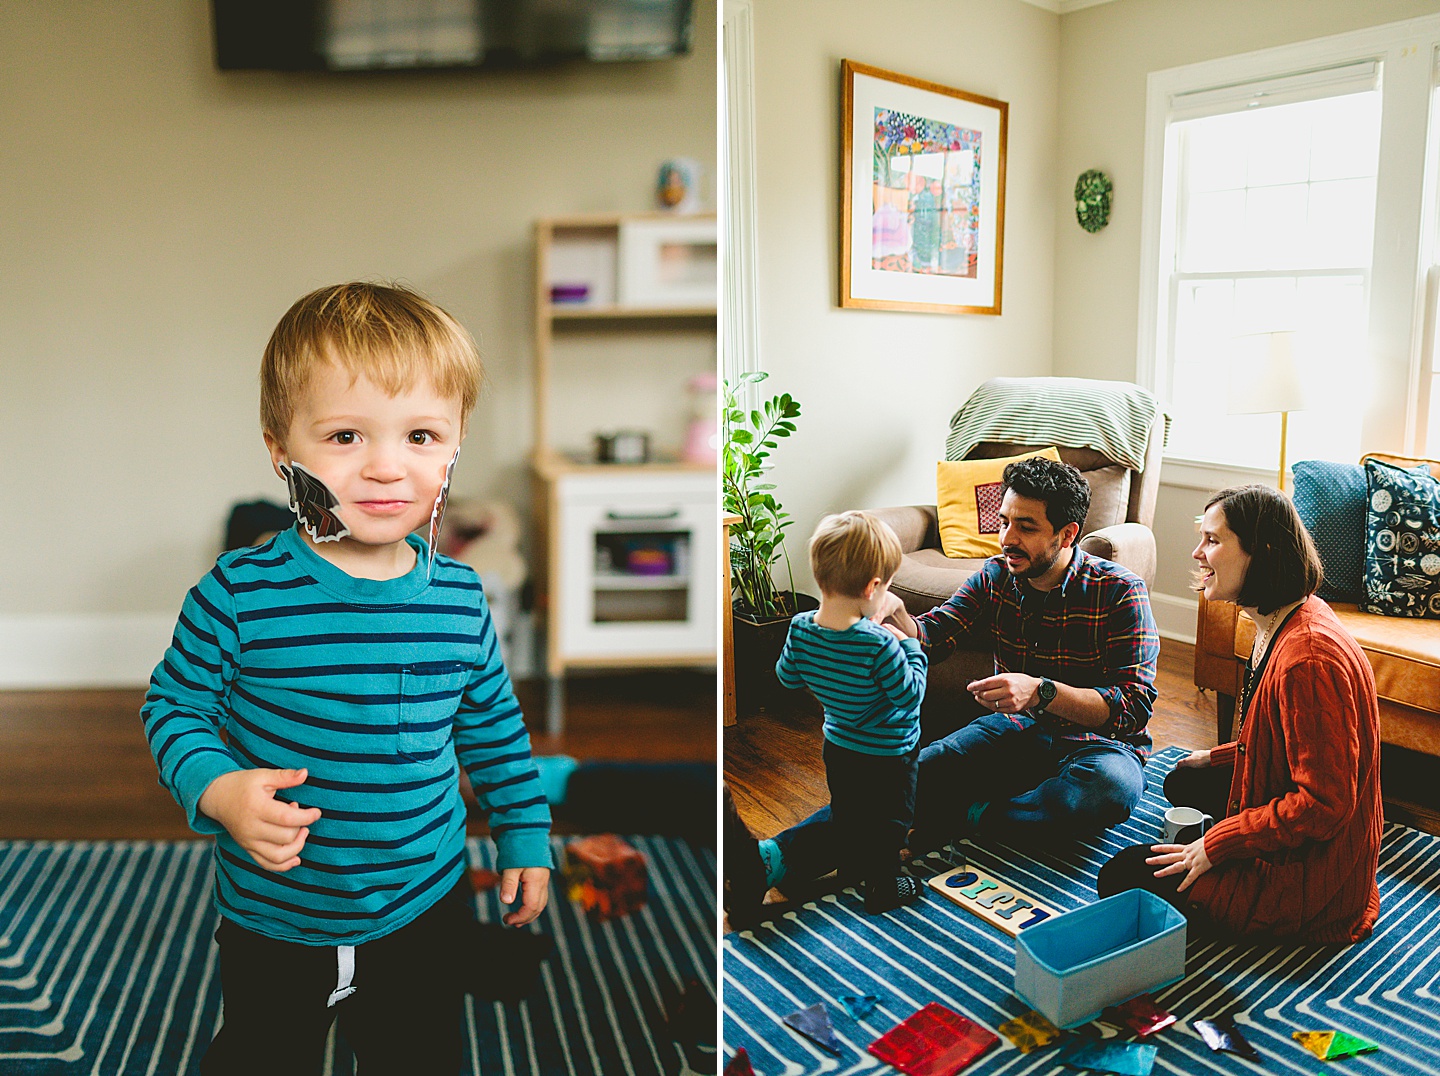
[841,60,1008,315]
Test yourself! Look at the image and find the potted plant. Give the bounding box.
[723,371,817,712]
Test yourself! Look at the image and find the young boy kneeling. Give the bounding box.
[774,511,928,914]
[141,283,552,1075]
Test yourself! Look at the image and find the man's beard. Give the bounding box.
[1004,537,1064,580]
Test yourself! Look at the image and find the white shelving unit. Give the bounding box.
[531,213,718,733]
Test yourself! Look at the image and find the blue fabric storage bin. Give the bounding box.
[1013,890,1186,1028]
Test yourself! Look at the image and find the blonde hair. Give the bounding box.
[260,282,482,444]
[809,511,903,597]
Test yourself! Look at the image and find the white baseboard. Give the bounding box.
[0,614,175,689]
[1151,591,1199,645]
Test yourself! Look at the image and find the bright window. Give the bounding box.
[1140,18,1440,479]
[1162,89,1380,470]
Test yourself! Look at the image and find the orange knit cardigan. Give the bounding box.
[1188,597,1382,943]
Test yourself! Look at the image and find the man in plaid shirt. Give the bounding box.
[885,457,1159,851]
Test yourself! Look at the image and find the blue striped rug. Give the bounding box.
[723,747,1440,1074]
[0,835,715,1075]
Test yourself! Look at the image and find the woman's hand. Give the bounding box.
[1146,839,1212,892]
[1175,749,1212,769]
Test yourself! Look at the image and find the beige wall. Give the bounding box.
[0,0,715,618]
[1054,0,1440,609]
[750,0,1059,595]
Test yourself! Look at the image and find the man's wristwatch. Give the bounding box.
[1035,678,1057,713]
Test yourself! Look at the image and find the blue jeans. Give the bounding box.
[773,740,917,891]
[912,712,1146,845]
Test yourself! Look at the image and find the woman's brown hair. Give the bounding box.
[1202,484,1324,614]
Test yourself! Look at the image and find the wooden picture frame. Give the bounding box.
[841,59,1008,315]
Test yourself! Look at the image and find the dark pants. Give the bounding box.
[1096,761,1234,916]
[200,878,472,1076]
[912,712,1147,845]
[773,741,918,893]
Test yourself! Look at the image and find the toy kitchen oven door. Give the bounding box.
[546,470,716,732]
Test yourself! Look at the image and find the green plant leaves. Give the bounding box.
[723,372,802,619]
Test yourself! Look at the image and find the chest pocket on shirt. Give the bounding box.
[398,661,469,761]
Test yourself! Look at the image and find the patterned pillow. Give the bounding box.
[1292,460,1370,603]
[936,447,1062,559]
[1362,459,1440,618]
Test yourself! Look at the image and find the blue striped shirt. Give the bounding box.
[775,611,926,755]
[141,525,552,946]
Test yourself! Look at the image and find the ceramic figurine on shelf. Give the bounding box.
[657,157,703,212]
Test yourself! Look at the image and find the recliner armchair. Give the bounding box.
[868,411,1165,737]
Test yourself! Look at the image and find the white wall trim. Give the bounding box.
[0,614,175,689]
[1014,0,1119,13]
[722,0,761,382]
[1161,456,1275,493]
[1151,591,1199,645]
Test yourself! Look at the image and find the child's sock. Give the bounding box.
[756,838,785,889]
[864,875,923,915]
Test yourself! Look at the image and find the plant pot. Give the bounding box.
[731,591,819,715]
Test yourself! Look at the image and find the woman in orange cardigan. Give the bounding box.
[1097,485,1382,943]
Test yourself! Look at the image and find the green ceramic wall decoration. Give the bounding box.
[1075,169,1112,232]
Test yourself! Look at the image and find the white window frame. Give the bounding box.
[722,0,760,387]
[1137,14,1440,489]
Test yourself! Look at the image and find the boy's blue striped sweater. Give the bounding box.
[775,611,927,755]
[141,525,552,946]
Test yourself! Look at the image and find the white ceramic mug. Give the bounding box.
[1163,805,1214,844]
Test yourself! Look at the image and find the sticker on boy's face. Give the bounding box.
[427,449,460,575]
[280,461,350,543]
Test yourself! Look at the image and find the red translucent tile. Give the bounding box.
[868,1003,999,1076]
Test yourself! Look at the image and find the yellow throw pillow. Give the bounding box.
[937,447,1064,559]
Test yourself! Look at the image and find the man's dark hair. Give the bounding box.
[1001,456,1091,532]
[1203,485,1323,614]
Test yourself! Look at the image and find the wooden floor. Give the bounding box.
[0,670,716,841]
[725,638,1440,841]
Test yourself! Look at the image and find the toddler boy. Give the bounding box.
[771,511,927,914]
[141,282,552,1075]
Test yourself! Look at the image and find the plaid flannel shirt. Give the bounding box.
[915,548,1159,757]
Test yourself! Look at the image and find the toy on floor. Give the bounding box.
[925,865,1059,936]
[839,994,881,1021]
[1294,1029,1380,1060]
[564,834,648,920]
[722,1047,755,1076]
[783,1002,843,1055]
[1194,1016,1261,1062]
[998,1010,1060,1053]
[867,1003,998,1075]
[1104,994,1175,1037]
[1054,1037,1157,1076]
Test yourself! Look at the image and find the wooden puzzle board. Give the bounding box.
[925,866,1059,937]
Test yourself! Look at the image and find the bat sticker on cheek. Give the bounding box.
[280,462,351,543]
[427,449,460,577]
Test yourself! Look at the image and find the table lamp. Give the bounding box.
[1227,330,1310,491]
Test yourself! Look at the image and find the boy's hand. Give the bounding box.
[198,768,323,873]
[499,867,551,926]
[877,594,918,638]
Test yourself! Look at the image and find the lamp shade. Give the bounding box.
[1227,331,1310,416]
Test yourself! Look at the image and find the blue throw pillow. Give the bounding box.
[1292,460,1369,603]
[1362,459,1440,618]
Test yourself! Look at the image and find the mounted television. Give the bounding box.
[212,0,694,72]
